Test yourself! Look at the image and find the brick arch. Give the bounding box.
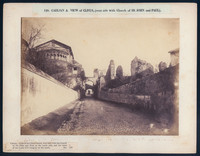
[59,55,61,60]
[46,53,50,59]
[44,51,70,61]
[85,79,94,86]
[51,53,54,59]
[64,55,67,61]
[84,79,95,93]
[57,54,60,60]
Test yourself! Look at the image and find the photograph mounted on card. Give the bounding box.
[3,3,196,153]
[21,17,179,136]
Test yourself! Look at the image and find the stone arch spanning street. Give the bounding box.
[80,77,99,99]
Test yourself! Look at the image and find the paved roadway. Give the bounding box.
[21,96,177,135]
[58,97,177,135]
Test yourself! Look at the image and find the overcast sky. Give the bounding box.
[22,18,179,77]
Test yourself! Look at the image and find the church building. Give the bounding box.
[28,39,82,86]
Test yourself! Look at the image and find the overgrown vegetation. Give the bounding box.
[102,76,131,90]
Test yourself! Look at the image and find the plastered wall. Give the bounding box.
[21,67,78,126]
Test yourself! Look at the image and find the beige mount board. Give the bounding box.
[3,3,196,153]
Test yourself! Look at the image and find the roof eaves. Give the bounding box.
[34,39,74,58]
[168,48,179,53]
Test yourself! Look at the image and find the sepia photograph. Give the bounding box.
[20,18,179,135]
[3,3,197,153]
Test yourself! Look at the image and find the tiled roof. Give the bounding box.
[168,48,179,53]
[34,39,74,58]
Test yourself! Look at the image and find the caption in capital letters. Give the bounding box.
[44,8,162,13]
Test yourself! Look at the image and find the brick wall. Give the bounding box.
[98,65,179,119]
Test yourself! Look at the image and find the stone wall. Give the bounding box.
[99,90,151,107]
[21,62,79,126]
[109,65,179,95]
[98,65,179,119]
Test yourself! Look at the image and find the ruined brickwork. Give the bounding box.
[110,60,115,80]
[105,60,115,84]
[169,48,179,67]
[131,56,154,77]
[93,68,99,78]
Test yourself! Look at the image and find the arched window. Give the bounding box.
[54,54,56,59]
[67,55,70,62]
[57,54,59,60]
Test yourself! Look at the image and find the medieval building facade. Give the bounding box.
[26,39,82,87]
[34,39,82,73]
[169,48,179,67]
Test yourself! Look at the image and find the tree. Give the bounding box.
[154,64,159,73]
[116,65,123,80]
[22,23,45,50]
[22,23,45,63]
[105,65,111,84]
[80,70,86,81]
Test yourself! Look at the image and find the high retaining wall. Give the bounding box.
[98,65,179,118]
[99,91,151,107]
[108,65,179,95]
[21,62,79,126]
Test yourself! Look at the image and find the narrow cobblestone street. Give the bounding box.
[57,97,177,135]
[22,96,177,135]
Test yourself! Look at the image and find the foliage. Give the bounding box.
[23,24,45,49]
[104,76,131,89]
[105,64,111,84]
[116,65,123,79]
[77,70,86,81]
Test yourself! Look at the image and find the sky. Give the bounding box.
[22,18,179,77]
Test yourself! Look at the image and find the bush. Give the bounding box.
[105,76,131,89]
